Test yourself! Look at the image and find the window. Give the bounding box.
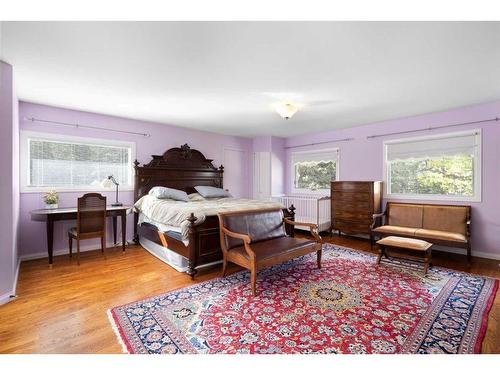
[384,130,481,201]
[21,131,135,192]
[291,148,339,194]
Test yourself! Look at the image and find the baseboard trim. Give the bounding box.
[19,239,134,262]
[0,292,14,306]
[0,258,21,306]
[12,257,21,294]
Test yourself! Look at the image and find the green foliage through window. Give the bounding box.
[294,160,337,191]
[389,155,474,196]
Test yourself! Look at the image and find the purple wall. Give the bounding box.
[19,102,252,258]
[285,101,500,258]
[0,61,19,300]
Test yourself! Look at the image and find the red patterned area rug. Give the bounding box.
[108,244,498,354]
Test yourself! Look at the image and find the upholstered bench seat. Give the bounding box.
[376,235,433,274]
[413,229,467,243]
[374,226,467,243]
[229,237,317,261]
[376,236,432,251]
[372,225,419,236]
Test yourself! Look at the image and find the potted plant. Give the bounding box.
[43,190,59,209]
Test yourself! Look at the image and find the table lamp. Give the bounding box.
[106,175,123,207]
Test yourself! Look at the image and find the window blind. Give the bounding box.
[291,149,339,164]
[29,138,131,188]
[386,132,479,162]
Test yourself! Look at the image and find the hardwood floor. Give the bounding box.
[0,234,498,353]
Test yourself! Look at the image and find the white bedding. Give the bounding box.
[134,195,283,244]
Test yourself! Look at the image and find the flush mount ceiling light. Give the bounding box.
[275,103,299,120]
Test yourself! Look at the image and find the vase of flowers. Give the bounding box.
[44,190,59,209]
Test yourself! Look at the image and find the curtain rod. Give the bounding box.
[24,117,151,137]
[366,117,499,140]
[285,137,354,150]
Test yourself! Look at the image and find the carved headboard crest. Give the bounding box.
[134,144,224,200]
[137,143,220,170]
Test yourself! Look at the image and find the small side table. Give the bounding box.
[376,236,433,275]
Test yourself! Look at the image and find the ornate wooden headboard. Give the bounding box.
[134,144,224,202]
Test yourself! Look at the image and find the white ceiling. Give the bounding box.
[2,21,500,137]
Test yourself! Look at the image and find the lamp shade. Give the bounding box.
[101,178,114,188]
[275,103,298,119]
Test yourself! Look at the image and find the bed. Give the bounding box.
[133,144,296,278]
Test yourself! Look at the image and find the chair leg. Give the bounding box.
[76,238,80,266]
[317,248,322,269]
[69,237,73,258]
[423,254,430,275]
[101,234,107,260]
[221,255,228,277]
[251,268,257,296]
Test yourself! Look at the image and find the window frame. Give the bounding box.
[290,147,340,195]
[383,129,482,202]
[20,131,136,193]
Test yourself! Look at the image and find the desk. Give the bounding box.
[30,206,133,266]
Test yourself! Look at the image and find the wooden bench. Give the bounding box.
[376,236,433,275]
[218,208,322,296]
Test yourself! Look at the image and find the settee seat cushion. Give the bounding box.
[414,229,467,243]
[372,225,417,236]
[376,236,432,251]
[230,237,318,261]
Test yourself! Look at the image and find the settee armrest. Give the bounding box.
[219,226,256,259]
[371,212,386,230]
[220,227,251,244]
[283,218,322,242]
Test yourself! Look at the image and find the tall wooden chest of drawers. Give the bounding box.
[331,181,383,236]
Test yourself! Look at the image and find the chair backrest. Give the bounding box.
[218,208,286,249]
[386,202,470,234]
[77,193,107,234]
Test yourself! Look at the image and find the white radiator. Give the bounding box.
[272,195,331,232]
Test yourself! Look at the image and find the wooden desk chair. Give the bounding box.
[68,193,107,265]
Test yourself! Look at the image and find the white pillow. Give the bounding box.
[148,186,189,202]
[188,193,205,202]
[194,186,232,198]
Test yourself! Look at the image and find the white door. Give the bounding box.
[223,148,248,198]
[253,152,271,200]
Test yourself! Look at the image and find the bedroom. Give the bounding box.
[1,1,500,371]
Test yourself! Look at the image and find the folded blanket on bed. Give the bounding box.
[134,195,284,243]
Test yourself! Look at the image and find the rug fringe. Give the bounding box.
[107,309,130,354]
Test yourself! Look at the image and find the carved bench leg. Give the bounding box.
[423,249,432,275]
[251,270,257,296]
[317,248,322,269]
[376,245,384,264]
[221,255,228,277]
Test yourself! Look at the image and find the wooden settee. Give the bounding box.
[371,202,471,262]
[218,208,322,295]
